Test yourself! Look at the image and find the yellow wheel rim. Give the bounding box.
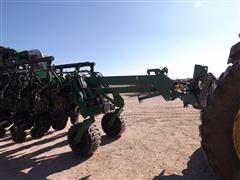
[233,110,240,160]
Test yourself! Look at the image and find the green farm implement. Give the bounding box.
[0,40,240,180]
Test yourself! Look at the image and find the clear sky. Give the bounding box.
[0,0,240,78]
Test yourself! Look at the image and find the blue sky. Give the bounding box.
[0,0,240,78]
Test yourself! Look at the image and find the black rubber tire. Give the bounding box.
[68,123,101,157]
[51,112,68,131]
[30,121,51,139]
[30,123,51,139]
[12,130,27,143]
[200,63,240,180]
[0,111,11,128]
[30,114,51,139]
[101,113,126,138]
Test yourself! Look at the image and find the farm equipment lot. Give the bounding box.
[0,96,213,180]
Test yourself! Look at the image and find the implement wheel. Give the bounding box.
[200,63,240,180]
[12,127,27,143]
[31,114,51,139]
[12,131,26,143]
[68,123,101,157]
[52,112,68,131]
[11,112,31,143]
[101,113,126,138]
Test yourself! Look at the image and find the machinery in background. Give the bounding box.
[2,43,239,180]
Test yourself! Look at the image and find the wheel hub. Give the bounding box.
[233,110,240,160]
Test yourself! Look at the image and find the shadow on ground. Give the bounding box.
[0,131,123,179]
[0,132,90,180]
[100,135,121,146]
[0,132,216,180]
[153,148,217,180]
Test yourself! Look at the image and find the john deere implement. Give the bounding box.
[0,40,239,179]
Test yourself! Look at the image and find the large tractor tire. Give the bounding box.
[68,123,101,157]
[200,63,240,180]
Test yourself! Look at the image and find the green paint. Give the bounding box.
[73,118,95,145]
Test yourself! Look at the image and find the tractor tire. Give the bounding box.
[200,63,240,180]
[101,113,126,138]
[68,123,101,157]
[51,112,68,131]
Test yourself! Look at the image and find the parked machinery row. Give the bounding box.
[0,45,215,158]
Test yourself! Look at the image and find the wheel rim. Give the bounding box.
[233,110,240,160]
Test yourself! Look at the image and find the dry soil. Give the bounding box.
[0,96,215,180]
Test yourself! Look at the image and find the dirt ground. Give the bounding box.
[0,96,215,180]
